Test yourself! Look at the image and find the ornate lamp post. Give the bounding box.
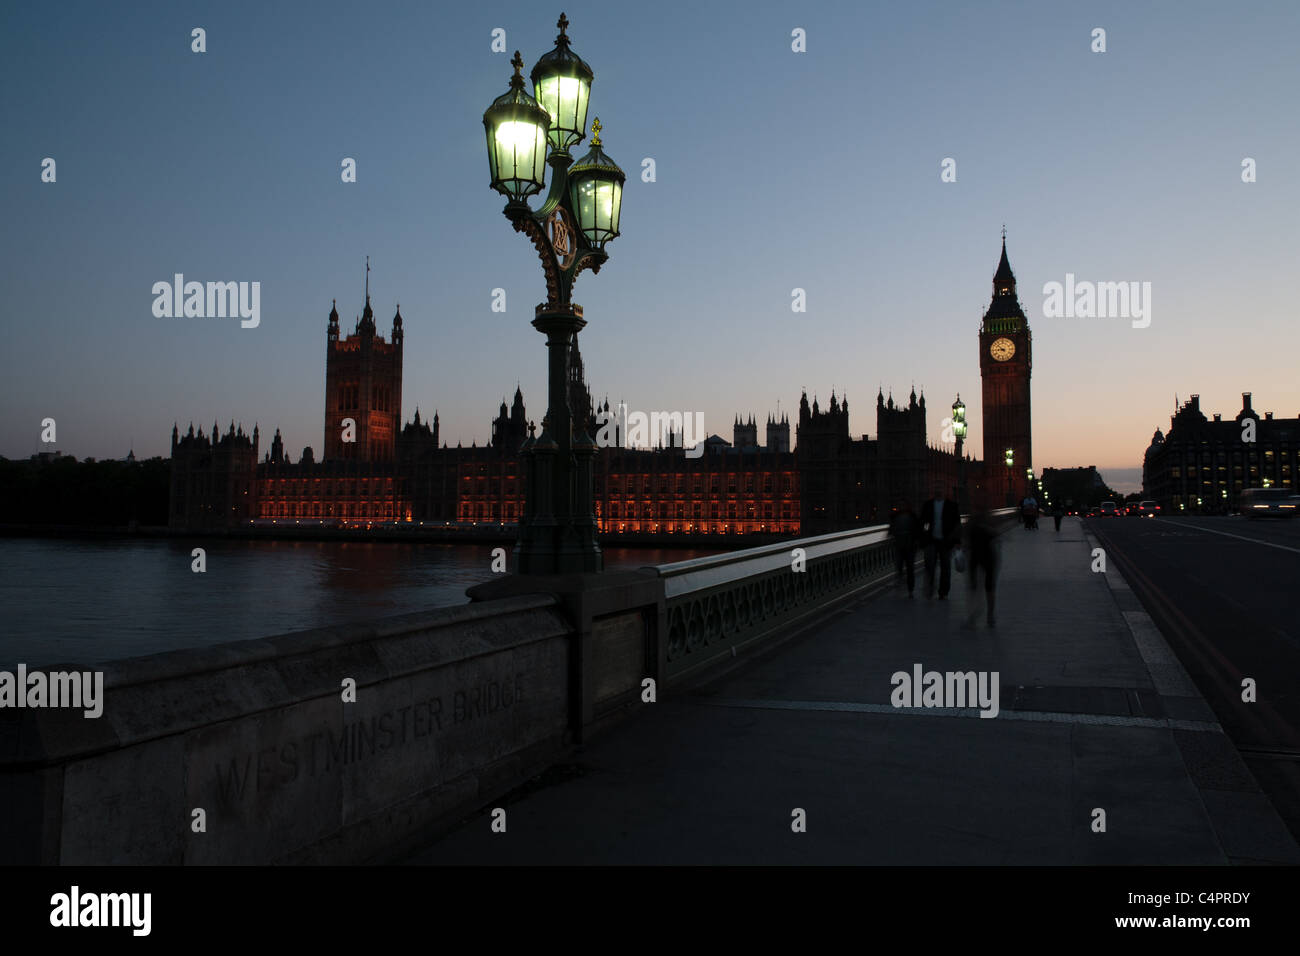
[951,395,967,513]
[1004,447,1014,507]
[482,14,626,574]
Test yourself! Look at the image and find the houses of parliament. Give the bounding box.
[169,240,1039,537]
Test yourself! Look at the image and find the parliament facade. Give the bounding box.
[169,243,1044,538]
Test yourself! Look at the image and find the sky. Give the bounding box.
[3,1,1298,496]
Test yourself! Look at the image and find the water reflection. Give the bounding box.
[0,538,713,668]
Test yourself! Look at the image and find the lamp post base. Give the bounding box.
[515,305,603,576]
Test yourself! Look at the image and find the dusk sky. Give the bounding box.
[3,1,1298,494]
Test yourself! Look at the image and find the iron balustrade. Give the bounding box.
[648,510,1018,683]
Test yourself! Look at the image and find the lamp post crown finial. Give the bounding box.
[591,117,602,146]
[558,13,569,37]
[510,50,525,83]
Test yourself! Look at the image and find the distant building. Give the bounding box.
[170,245,1014,536]
[979,235,1033,505]
[1143,393,1299,512]
[797,386,968,535]
[766,413,791,454]
[594,440,800,536]
[169,421,259,528]
[1040,465,1108,509]
[323,269,403,463]
[733,415,758,451]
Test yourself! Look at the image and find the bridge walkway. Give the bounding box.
[403,518,1297,864]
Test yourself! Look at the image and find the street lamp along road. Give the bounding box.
[1004,447,1014,508]
[951,395,967,513]
[482,14,626,574]
[951,396,967,443]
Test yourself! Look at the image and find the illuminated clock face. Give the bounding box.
[989,337,1015,362]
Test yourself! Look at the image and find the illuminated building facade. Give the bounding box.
[171,262,994,536]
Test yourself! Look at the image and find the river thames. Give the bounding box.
[0,538,713,667]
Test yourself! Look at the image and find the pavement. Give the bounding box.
[1088,514,1300,846]
[402,517,1300,864]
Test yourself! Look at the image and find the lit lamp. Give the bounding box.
[480,13,626,576]
[530,17,593,155]
[483,53,551,208]
[952,395,967,513]
[1005,448,1014,508]
[569,120,625,248]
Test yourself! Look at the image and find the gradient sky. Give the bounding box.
[3,1,1298,494]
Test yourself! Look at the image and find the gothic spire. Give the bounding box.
[360,258,375,332]
[994,233,1015,290]
[984,230,1028,331]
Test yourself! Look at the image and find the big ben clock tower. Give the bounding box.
[979,232,1032,506]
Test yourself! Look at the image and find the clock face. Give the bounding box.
[989,337,1015,362]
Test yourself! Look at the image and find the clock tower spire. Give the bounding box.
[979,232,1033,506]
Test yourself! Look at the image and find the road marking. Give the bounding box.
[1163,521,1300,556]
[1123,610,1201,698]
[1083,530,1131,590]
[1096,527,1299,747]
[700,696,1222,732]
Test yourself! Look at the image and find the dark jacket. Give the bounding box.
[965,510,998,564]
[920,497,960,545]
[889,509,918,551]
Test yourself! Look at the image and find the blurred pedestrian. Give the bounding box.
[920,483,960,599]
[1021,492,1039,530]
[964,507,1000,627]
[888,499,918,597]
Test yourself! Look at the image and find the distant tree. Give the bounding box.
[0,456,170,527]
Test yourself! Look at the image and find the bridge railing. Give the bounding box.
[647,509,1018,685]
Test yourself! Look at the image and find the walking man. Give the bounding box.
[888,499,919,597]
[920,483,960,599]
